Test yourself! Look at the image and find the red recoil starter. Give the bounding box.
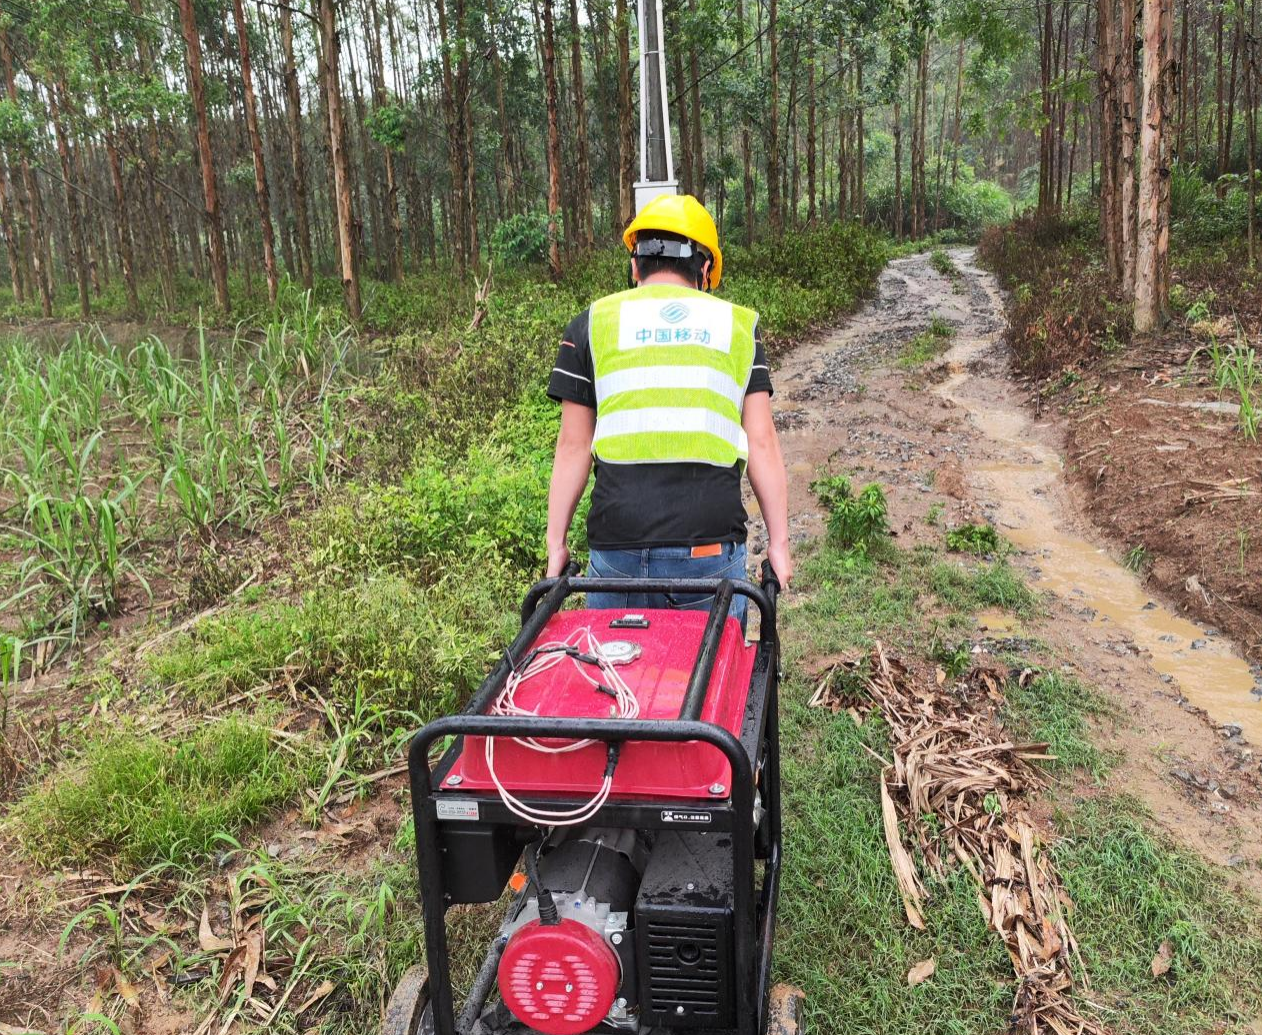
[496,918,621,1035]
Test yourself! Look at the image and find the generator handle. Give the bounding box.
[760,559,781,612]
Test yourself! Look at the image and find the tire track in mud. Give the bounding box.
[749,246,1262,886]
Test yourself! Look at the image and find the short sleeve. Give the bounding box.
[547,309,597,408]
[746,326,773,396]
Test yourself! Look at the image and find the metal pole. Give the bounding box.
[634,0,677,211]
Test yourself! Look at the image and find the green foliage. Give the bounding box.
[144,567,520,719]
[11,714,311,870]
[491,211,559,266]
[1170,163,1262,246]
[1002,669,1112,778]
[978,214,1132,378]
[898,318,956,368]
[721,223,890,347]
[945,522,1003,555]
[1055,800,1262,1032]
[930,248,959,277]
[1123,544,1150,573]
[812,475,889,553]
[365,102,410,151]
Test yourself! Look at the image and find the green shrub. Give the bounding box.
[812,475,889,553]
[491,211,559,265]
[11,713,311,870]
[145,568,521,718]
[945,523,1003,555]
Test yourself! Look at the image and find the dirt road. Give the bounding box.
[751,247,1262,887]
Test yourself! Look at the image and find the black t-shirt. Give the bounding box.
[547,305,773,550]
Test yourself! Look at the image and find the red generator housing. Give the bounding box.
[390,566,799,1035]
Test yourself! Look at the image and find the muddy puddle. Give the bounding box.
[937,253,1261,743]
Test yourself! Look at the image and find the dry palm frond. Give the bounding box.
[865,642,1106,1035]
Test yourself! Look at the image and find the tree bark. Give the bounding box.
[178,0,230,313]
[318,0,362,319]
[280,5,314,288]
[615,0,635,225]
[569,0,594,245]
[1119,0,1138,293]
[2,30,51,315]
[49,82,90,318]
[806,28,817,225]
[688,0,704,202]
[538,0,563,276]
[231,0,279,304]
[767,0,781,234]
[893,95,904,241]
[1135,0,1172,331]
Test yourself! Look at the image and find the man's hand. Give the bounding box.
[767,538,793,588]
[546,543,571,578]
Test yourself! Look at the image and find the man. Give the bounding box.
[544,194,791,623]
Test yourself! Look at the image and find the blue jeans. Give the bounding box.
[586,542,749,626]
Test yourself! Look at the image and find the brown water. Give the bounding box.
[936,254,1260,742]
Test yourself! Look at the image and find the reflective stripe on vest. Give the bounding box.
[588,284,758,467]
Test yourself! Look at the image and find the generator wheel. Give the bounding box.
[766,983,805,1035]
[382,965,431,1035]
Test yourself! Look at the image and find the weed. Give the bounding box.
[1003,668,1114,779]
[811,475,889,554]
[933,639,973,678]
[898,319,956,368]
[926,501,945,526]
[945,523,1004,555]
[1055,799,1262,1032]
[11,713,314,870]
[1123,544,1151,574]
[930,248,960,278]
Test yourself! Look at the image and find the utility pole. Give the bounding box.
[634,0,677,212]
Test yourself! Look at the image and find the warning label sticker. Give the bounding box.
[661,809,712,824]
[436,800,480,821]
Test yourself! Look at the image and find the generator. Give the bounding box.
[384,563,801,1035]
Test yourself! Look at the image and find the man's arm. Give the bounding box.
[743,392,792,586]
[546,400,597,577]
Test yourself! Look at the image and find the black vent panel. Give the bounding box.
[634,831,734,1028]
[644,917,726,1022]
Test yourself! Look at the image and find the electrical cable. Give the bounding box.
[485,626,637,828]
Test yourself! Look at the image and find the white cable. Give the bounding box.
[485,627,638,826]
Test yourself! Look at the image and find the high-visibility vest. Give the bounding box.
[588,283,759,468]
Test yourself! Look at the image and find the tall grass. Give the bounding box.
[0,296,360,663]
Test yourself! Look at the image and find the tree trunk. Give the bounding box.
[280,5,314,288]
[178,0,230,313]
[455,0,480,264]
[615,0,635,225]
[671,2,693,196]
[856,54,865,222]
[1119,0,1138,294]
[1135,0,1172,331]
[538,0,563,276]
[1099,0,1120,279]
[0,155,22,303]
[97,81,139,314]
[569,0,594,246]
[488,0,519,217]
[231,0,279,304]
[767,0,781,234]
[318,0,362,319]
[49,83,90,318]
[951,38,964,185]
[806,29,817,225]
[1247,0,1258,263]
[894,95,904,241]
[2,30,51,315]
[688,0,704,202]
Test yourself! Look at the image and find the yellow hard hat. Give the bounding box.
[623,194,723,289]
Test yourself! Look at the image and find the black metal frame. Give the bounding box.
[407,564,783,1035]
